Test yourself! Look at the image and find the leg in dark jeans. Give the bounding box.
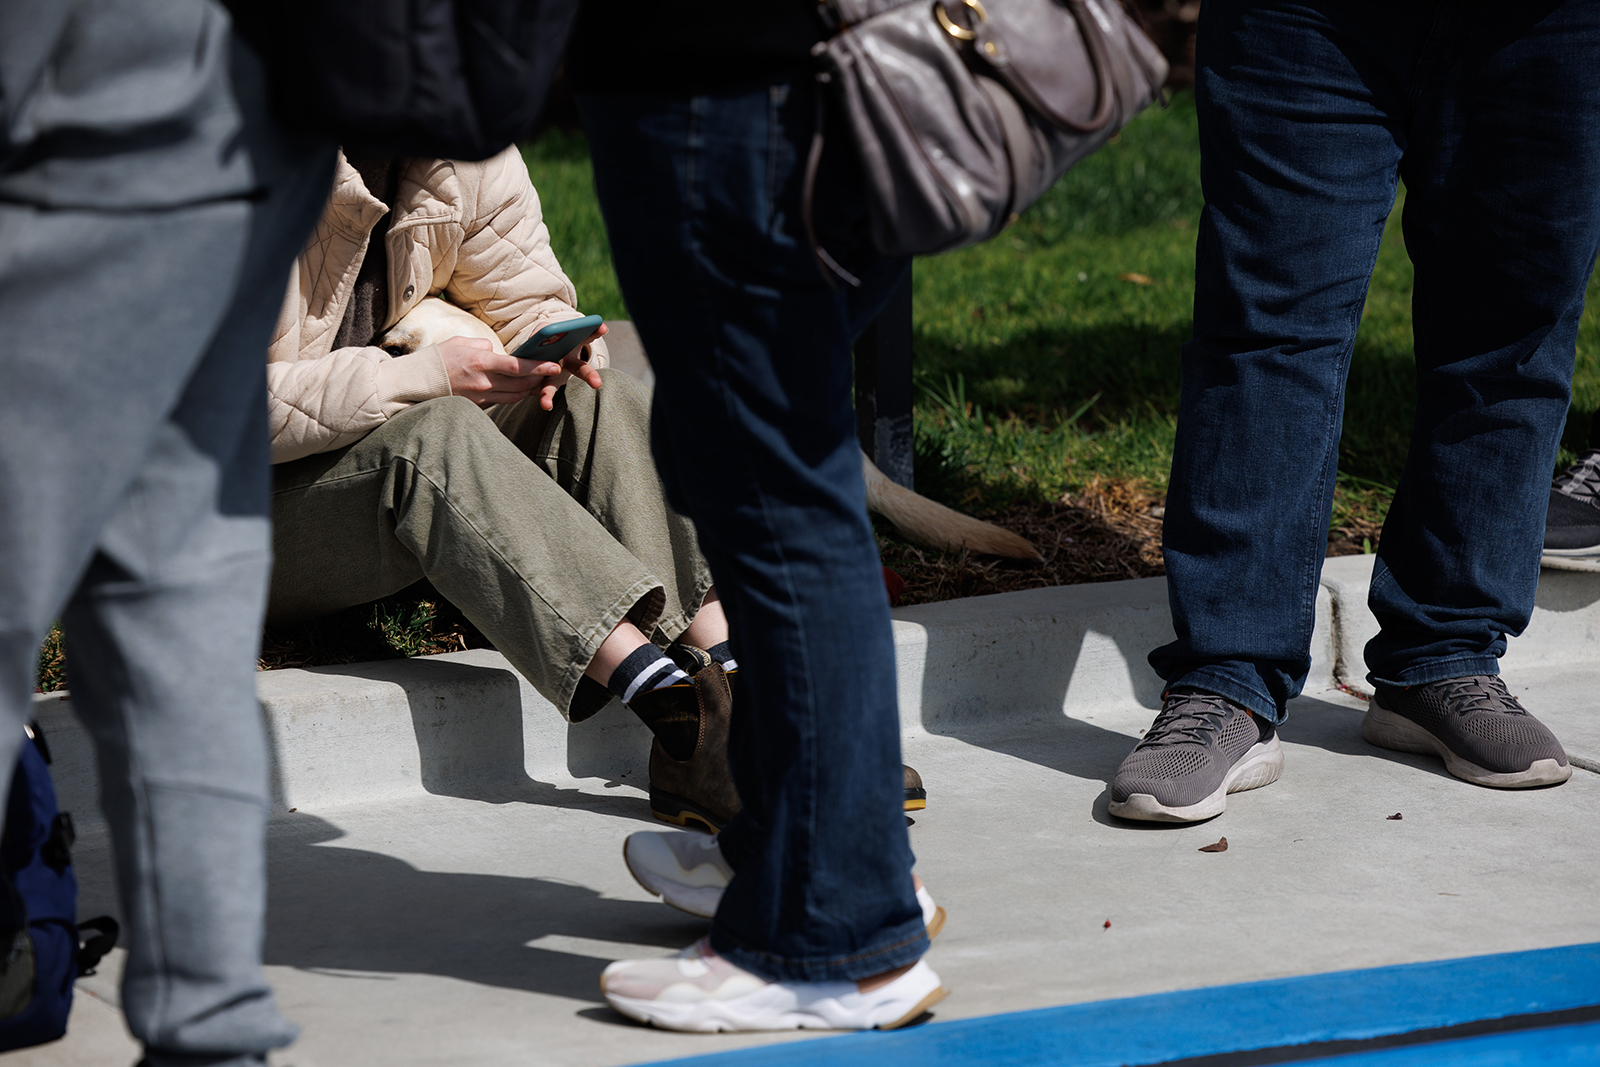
[580,81,927,983]
[1365,0,1600,686]
[1119,0,1596,819]
[1149,0,1600,717]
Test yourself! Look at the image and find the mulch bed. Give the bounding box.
[879,478,1383,608]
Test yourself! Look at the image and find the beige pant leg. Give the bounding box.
[491,368,713,646]
[268,390,695,719]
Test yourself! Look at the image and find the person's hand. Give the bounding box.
[532,323,607,411]
[436,335,564,407]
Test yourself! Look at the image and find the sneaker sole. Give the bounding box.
[603,965,949,1033]
[1361,703,1573,788]
[649,789,726,835]
[1108,735,1285,823]
[1540,545,1600,558]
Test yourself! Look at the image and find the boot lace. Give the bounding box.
[1553,448,1600,506]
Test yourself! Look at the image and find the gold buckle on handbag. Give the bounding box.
[935,0,989,41]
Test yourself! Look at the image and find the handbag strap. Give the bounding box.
[802,72,863,288]
[960,0,1118,135]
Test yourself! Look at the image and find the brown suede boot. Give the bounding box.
[626,650,741,833]
[903,764,927,811]
[630,649,929,831]
[703,663,929,814]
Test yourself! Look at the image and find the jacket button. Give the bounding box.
[403,285,415,300]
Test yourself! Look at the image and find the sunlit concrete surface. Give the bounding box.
[30,558,1600,1066]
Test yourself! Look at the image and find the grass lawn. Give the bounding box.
[524,94,1600,525]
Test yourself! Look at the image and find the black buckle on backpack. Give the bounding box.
[40,813,73,874]
[76,916,119,977]
[22,722,50,766]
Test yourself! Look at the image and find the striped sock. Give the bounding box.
[608,645,688,704]
[706,640,738,673]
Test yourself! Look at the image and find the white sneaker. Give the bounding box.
[622,829,735,919]
[623,830,946,937]
[601,936,948,1032]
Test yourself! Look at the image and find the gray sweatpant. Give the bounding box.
[268,371,713,723]
[0,3,335,1064]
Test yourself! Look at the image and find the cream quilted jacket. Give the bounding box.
[267,146,609,463]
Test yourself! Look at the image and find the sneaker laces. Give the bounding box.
[1431,676,1527,717]
[1140,691,1238,747]
[1553,448,1600,506]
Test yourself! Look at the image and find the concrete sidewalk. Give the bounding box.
[20,555,1600,1067]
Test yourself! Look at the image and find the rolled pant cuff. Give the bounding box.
[652,570,717,647]
[709,919,930,984]
[1165,667,1286,724]
[1367,653,1501,692]
[562,575,665,722]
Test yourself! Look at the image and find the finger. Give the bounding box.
[491,353,561,378]
[567,359,603,390]
[539,383,560,411]
[484,371,546,393]
[511,359,565,377]
[476,389,536,407]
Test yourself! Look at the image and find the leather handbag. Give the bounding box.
[807,0,1168,274]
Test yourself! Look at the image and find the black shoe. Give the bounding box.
[1544,449,1600,557]
[1364,675,1571,788]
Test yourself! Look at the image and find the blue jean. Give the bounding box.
[580,79,928,983]
[0,4,334,1063]
[1149,0,1600,720]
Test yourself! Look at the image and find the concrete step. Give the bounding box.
[35,556,1600,831]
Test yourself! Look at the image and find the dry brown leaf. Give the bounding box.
[1198,837,1228,853]
[1118,272,1153,285]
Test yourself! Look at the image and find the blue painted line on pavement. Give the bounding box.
[1293,1019,1600,1066]
[630,941,1600,1067]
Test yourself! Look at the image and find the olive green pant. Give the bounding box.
[268,370,712,721]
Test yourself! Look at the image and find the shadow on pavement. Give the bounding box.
[263,815,706,1002]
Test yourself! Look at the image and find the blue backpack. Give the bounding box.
[0,723,117,1051]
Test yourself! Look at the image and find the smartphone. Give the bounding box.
[510,314,604,365]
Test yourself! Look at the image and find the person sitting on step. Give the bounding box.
[264,147,923,828]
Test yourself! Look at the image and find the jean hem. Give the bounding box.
[709,918,929,984]
[1166,668,1286,724]
[1367,654,1501,691]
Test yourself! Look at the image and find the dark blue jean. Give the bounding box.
[1149,0,1600,720]
[579,79,928,983]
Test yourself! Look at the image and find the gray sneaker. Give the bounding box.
[1109,690,1284,822]
[1363,675,1572,788]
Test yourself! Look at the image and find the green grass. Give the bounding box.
[520,94,1600,531]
